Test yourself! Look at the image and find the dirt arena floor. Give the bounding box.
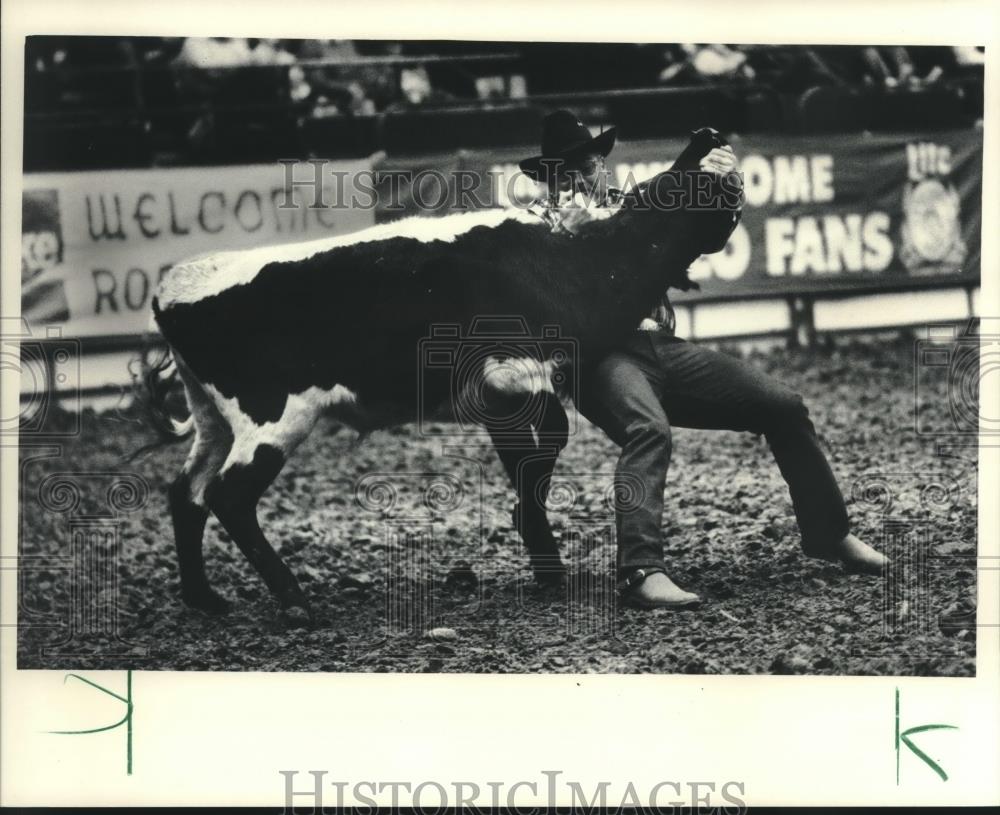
[17,334,978,675]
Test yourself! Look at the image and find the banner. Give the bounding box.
[21,158,377,337]
[21,131,981,341]
[378,129,982,301]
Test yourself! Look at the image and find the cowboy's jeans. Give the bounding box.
[575,331,850,578]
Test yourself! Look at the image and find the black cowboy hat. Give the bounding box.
[519,110,617,182]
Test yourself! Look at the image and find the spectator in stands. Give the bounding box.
[734,46,821,93]
[24,36,143,111]
[954,45,985,68]
[170,37,303,155]
[859,46,916,88]
[170,36,300,70]
[859,45,966,90]
[378,47,456,109]
[903,45,963,86]
[659,43,755,85]
[133,37,186,66]
[382,41,458,108]
[27,35,137,71]
[818,45,908,88]
[745,45,878,93]
[399,64,434,104]
[172,37,256,69]
[245,39,312,103]
[297,39,383,116]
[248,38,297,66]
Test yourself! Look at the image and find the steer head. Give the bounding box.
[560,127,744,350]
[619,127,745,246]
[458,128,745,365]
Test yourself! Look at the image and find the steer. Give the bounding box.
[143,127,743,624]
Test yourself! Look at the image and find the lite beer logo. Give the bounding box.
[899,142,967,274]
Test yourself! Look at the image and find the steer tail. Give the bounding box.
[127,341,194,461]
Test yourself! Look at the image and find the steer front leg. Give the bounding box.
[485,390,569,586]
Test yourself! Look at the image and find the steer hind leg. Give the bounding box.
[170,436,232,614]
[169,358,233,614]
[204,395,321,626]
[486,390,569,586]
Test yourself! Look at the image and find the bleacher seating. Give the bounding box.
[20,40,984,170]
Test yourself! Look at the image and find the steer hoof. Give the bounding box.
[280,604,314,629]
[532,566,567,590]
[182,587,232,615]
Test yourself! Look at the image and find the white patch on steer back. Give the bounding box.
[207,383,359,472]
[481,356,556,395]
[157,208,540,307]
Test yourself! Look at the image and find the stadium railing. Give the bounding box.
[23,50,982,169]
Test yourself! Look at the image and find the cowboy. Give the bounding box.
[519,110,888,609]
[520,111,738,333]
